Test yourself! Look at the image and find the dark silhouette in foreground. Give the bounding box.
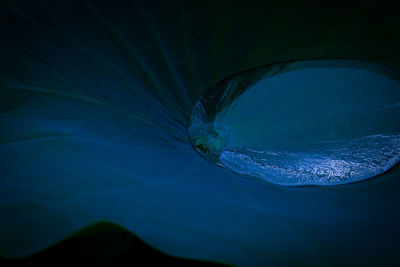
[0,222,228,266]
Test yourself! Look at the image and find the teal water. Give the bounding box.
[189,62,400,185]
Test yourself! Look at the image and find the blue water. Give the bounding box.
[189,63,400,185]
[1,1,400,266]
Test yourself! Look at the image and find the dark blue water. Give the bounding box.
[1,1,400,266]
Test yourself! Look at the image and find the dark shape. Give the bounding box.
[0,222,228,266]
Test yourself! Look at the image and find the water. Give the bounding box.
[189,62,400,185]
[220,134,400,185]
[1,1,400,266]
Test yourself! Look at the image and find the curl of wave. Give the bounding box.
[189,61,400,185]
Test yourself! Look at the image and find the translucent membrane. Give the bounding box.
[188,60,400,186]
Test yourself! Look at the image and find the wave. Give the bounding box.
[189,61,400,185]
[1,1,400,266]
